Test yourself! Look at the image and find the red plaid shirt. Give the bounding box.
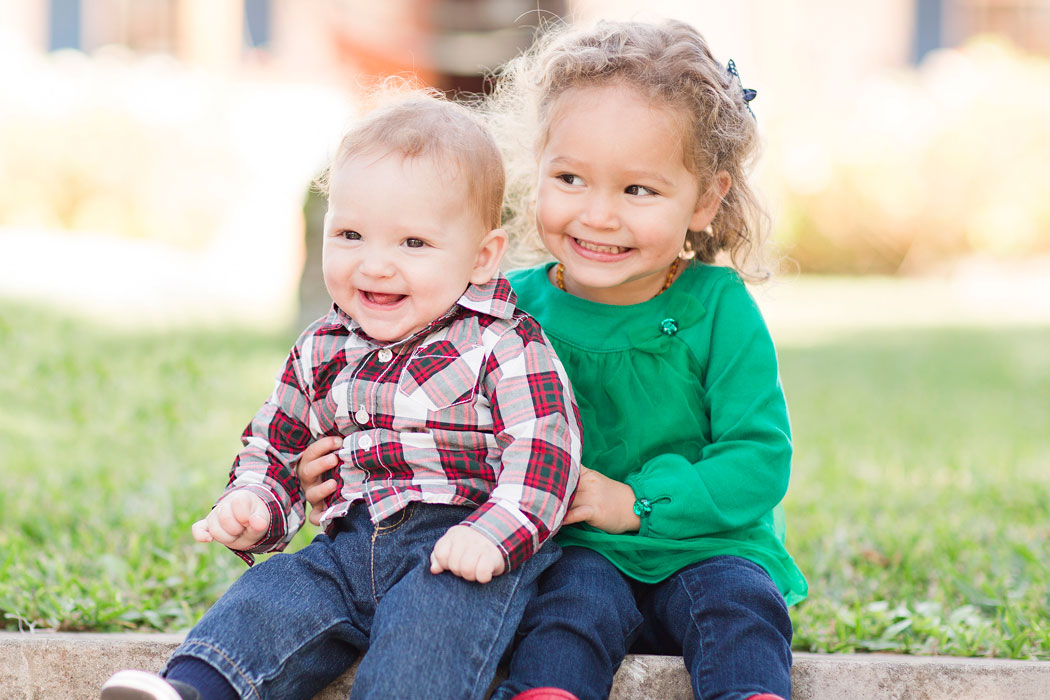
[223,274,582,571]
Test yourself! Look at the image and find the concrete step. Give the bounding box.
[2,631,1048,699]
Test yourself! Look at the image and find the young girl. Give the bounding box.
[301,18,806,700]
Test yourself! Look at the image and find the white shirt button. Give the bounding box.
[358,435,373,450]
[377,348,393,363]
[355,405,368,425]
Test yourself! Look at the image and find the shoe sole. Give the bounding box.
[100,670,183,700]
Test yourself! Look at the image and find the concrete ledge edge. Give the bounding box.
[2,631,1048,700]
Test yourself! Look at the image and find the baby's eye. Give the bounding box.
[404,238,427,248]
[341,230,362,240]
[557,173,584,186]
[625,185,656,196]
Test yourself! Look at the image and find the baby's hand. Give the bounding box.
[430,525,506,584]
[297,436,342,526]
[191,490,270,551]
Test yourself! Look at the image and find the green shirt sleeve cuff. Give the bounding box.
[625,456,683,538]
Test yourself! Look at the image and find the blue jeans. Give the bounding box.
[166,502,560,700]
[491,547,793,700]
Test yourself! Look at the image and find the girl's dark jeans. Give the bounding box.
[492,547,793,700]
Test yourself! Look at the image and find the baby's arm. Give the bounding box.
[453,317,583,574]
[191,490,271,551]
[217,330,325,562]
[429,525,505,583]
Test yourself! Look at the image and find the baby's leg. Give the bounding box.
[164,521,378,700]
[491,546,641,700]
[634,555,793,700]
[349,503,562,700]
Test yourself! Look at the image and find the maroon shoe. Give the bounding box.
[511,689,581,700]
[747,695,786,700]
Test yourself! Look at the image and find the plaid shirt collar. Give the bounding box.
[322,273,518,348]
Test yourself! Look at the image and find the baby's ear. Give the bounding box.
[689,171,732,232]
[470,228,509,284]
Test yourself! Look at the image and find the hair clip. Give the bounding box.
[726,59,757,118]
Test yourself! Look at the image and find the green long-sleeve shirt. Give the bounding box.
[507,262,807,605]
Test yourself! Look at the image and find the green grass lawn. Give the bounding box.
[2,297,1048,659]
[780,326,1050,659]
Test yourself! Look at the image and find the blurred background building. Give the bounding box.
[1,0,1049,328]
[7,1,1049,91]
[8,1,1050,77]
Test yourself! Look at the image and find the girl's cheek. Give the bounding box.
[536,191,569,228]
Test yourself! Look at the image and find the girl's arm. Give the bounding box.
[625,277,792,540]
[297,436,343,526]
[562,465,640,533]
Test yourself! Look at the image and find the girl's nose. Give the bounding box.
[578,192,619,230]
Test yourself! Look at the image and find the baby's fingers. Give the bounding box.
[453,547,482,582]
[206,497,250,545]
[474,559,497,585]
[430,535,451,574]
[230,491,252,521]
[191,518,213,543]
[208,508,243,545]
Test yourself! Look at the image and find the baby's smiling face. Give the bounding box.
[322,152,499,342]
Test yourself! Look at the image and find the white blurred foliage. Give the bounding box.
[765,37,1050,273]
[0,48,351,328]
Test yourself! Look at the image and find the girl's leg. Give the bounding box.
[633,555,793,700]
[491,547,642,700]
[349,504,562,700]
[163,510,379,700]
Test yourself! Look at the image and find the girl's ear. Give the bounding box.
[689,171,732,232]
[470,228,509,284]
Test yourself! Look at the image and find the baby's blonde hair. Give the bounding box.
[318,89,505,231]
[488,18,771,280]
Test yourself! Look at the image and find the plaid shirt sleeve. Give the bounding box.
[220,339,315,565]
[461,313,582,571]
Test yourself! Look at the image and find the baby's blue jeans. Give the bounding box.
[165,502,560,700]
[491,547,793,700]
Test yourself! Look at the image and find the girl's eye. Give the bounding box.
[625,185,656,197]
[557,173,584,186]
[404,238,426,248]
[341,230,361,240]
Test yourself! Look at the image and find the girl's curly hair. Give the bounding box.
[485,18,772,281]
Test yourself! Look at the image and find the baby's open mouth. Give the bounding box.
[364,291,406,305]
[574,238,629,255]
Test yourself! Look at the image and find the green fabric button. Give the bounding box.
[633,498,653,517]
[660,318,678,336]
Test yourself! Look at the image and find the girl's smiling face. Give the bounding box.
[535,83,727,305]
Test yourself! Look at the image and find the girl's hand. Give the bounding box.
[430,525,506,583]
[297,436,342,525]
[562,466,642,534]
[191,490,270,550]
